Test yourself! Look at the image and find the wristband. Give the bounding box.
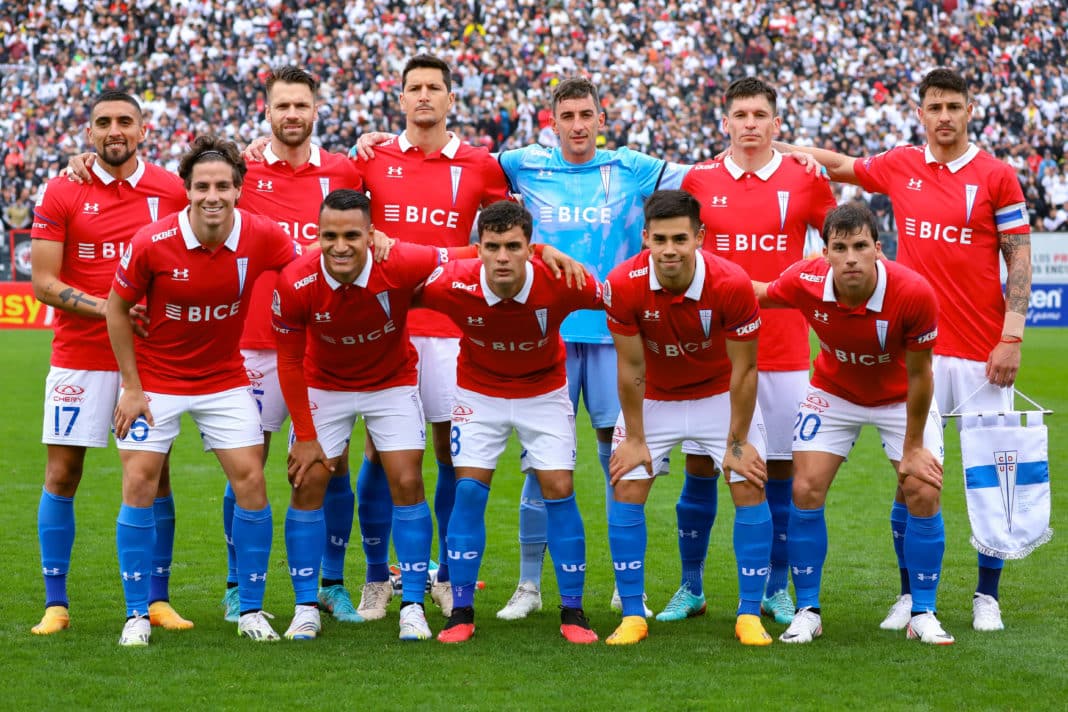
[999,335,1023,344]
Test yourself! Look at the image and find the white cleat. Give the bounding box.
[880,594,913,630]
[119,613,151,647]
[356,580,393,621]
[399,603,433,641]
[238,610,280,642]
[284,605,321,640]
[972,594,1005,632]
[430,581,453,618]
[609,587,653,618]
[780,607,823,644]
[907,612,955,645]
[497,581,542,620]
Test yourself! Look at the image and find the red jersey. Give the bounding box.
[766,258,939,407]
[605,250,761,401]
[419,257,602,398]
[112,208,297,395]
[682,152,836,371]
[239,144,363,350]
[853,144,1029,360]
[31,160,186,369]
[356,132,513,338]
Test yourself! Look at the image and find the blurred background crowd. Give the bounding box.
[2,0,1067,235]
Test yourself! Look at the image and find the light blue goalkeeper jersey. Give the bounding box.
[498,145,689,344]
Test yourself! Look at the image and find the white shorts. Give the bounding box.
[450,385,576,471]
[681,370,806,461]
[242,348,288,432]
[614,393,768,483]
[934,355,1012,425]
[791,386,944,463]
[41,367,120,448]
[115,386,264,453]
[412,336,459,423]
[306,385,426,458]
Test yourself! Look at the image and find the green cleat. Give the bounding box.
[655,585,707,622]
[318,584,366,623]
[221,587,240,623]
[761,588,795,625]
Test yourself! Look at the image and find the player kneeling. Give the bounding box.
[756,203,953,646]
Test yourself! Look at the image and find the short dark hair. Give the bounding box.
[724,77,777,113]
[821,202,880,245]
[402,54,452,92]
[266,65,319,97]
[90,90,142,120]
[551,76,600,114]
[918,67,969,103]
[320,188,370,218]
[178,135,247,188]
[477,200,532,241]
[643,190,702,232]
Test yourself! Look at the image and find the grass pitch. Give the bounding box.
[1,329,1065,711]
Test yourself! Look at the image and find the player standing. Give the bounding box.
[673,77,836,625]
[781,68,1032,632]
[604,190,772,646]
[106,137,297,645]
[29,90,192,636]
[757,203,953,645]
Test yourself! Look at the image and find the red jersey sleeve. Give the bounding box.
[765,259,809,307]
[271,268,316,440]
[479,152,514,206]
[604,270,639,337]
[719,264,761,341]
[901,274,940,352]
[29,179,70,243]
[112,231,152,303]
[853,149,899,194]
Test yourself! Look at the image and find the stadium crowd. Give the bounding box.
[2,0,1068,234]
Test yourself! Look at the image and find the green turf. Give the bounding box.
[1,329,1065,711]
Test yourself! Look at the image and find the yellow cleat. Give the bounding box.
[735,613,773,646]
[149,601,195,630]
[605,615,649,646]
[31,605,70,635]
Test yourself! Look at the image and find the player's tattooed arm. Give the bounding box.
[57,285,103,312]
[999,231,1032,317]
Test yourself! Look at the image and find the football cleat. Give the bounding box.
[148,601,194,630]
[605,615,648,646]
[221,587,240,623]
[735,613,773,646]
[430,581,454,618]
[238,610,280,642]
[438,606,475,643]
[972,593,1005,632]
[780,607,822,644]
[560,606,598,644]
[761,588,796,625]
[318,584,364,623]
[879,594,913,631]
[31,605,70,635]
[399,603,433,641]
[355,580,392,621]
[118,613,151,647]
[656,584,707,622]
[610,587,653,618]
[496,581,542,620]
[907,612,955,645]
[284,605,321,640]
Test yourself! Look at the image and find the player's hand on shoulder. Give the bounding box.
[242,136,270,163]
[127,303,150,339]
[113,388,153,440]
[722,440,767,487]
[609,437,652,484]
[897,447,943,490]
[354,131,395,160]
[371,230,395,262]
[786,150,827,177]
[66,152,96,184]
[540,245,587,288]
[287,439,332,488]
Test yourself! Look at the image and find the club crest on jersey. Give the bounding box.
[965,184,978,223]
[907,178,923,191]
[778,191,790,231]
[83,202,100,214]
[450,166,462,206]
[876,319,888,351]
[237,257,249,297]
[600,164,612,202]
[426,265,444,284]
[813,309,829,324]
[256,180,273,192]
[602,279,612,308]
[699,309,712,338]
[535,308,548,337]
[319,177,330,199]
[147,196,159,221]
[271,290,282,317]
[375,291,392,319]
[120,244,132,269]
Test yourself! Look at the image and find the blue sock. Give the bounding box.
[734,502,773,616]
[788,503,827,610]
[518,473,547,585]
[233,504,273,613]
[393,502,433,603]
[356,457,391,582]
[38,488,75,608]
[905,511,945,614]
[434,460,456,583]
[116,504,155,618]
[544,494,586,609]
[676,472,717,595]
[891,500,910,595]
[223,483,237,584]
[149,495,175,603]
[321,472,354,582]
[764,477,792,595]
[977,553,1004,599]
[448,479,490,610]
[597,440,613,519]
[285,507,325,606]
[608,500,647,618]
